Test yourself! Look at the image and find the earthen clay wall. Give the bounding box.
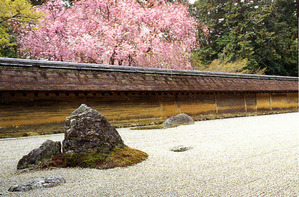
[0,58,298,135]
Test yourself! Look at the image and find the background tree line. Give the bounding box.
[190,0,298,76]
[0,0,297,76]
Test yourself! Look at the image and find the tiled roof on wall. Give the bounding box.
[0,58,298,93]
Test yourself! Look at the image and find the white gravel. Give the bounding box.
[0,113,298,196]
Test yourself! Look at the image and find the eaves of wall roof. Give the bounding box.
[0,58,298,93]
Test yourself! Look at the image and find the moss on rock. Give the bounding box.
[43,146,148,169]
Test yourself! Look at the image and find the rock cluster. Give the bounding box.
[62,104,124,154]
[8,176,66,192]
[17,104,125,170]
[163,113,194,128]
[12,104,147,193]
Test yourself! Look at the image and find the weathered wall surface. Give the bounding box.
[0,58,298,137]
[0,91,297,128]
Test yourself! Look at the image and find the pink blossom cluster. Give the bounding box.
[18,0,198,70]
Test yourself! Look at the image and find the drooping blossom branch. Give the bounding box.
[18,0,198,70]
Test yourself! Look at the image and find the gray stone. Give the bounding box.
[62,104,124,154]
[8,176,66,192]
[17,140,61,170]
[163,113,194,128]
[170,145,193,152]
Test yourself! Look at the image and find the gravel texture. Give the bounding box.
[0,113,298,196]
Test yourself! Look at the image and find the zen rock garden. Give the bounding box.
[11,104,148,192]
[10,104,194,192]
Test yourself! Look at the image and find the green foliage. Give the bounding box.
[0,0,43,57]
[107,146,148,167]
[45,146,148,169]
[191,0,298,76]
[64,152,107,168]
[194,58,266,74]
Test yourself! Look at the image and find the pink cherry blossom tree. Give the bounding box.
[17,0,198,70]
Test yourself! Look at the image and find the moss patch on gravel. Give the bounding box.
[131,110,298,130]
[130,124,181,130]
[0,123,64,139]
[42,146,148,169]
[1,110,297,137]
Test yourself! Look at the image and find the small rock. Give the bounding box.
[8,176,66,192]
[62,104,124,154]
[170,145,193,152]
[17,140,61,170]
[163,113,194,128]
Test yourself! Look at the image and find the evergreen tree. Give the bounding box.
[191,0,298,76]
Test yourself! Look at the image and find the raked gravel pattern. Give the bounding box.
[0,113,298,196]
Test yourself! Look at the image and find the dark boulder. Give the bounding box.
[62,104,124,154]
[17,140,61,170]
[163,113,194,128]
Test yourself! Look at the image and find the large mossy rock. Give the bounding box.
[17,140,61,170]
[62,104,125,154]
[163,113,194,128]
